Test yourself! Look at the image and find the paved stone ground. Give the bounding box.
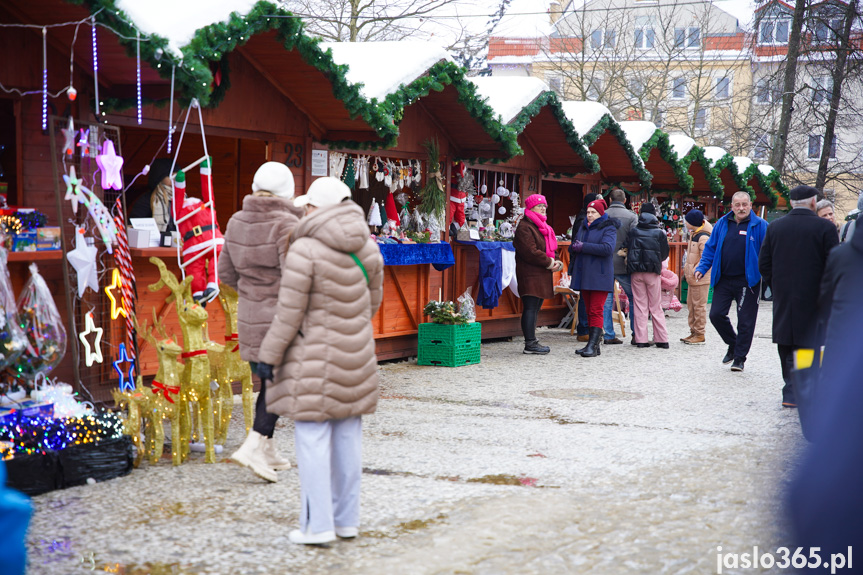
[26,302,805,575]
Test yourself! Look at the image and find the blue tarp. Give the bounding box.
[378,242,455,271]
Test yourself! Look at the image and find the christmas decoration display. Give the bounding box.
[1,411,123,458]
[105,268,126,320]
[12,264,66,383]
[449,161,469,227]
[13,210,47,231]
[172,158,223,305]
[148,257,216,464]
[96,140,124,190]
[367,199,383,227]
[658,199,682,228]
[66,227,98,298]
[77,311,103,367]
[419,139,444,241]
[0,250,26,371]
[62,168,118,252]
[423,300,469,325]
[30,374,93,419]
[216,284,253,436]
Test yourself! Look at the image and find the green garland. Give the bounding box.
[738,163,780,209]
[679,146,725,201]
[638,130,694,196]
[711,153,756,203]
[579,114,652,189]
[507,91,600,175]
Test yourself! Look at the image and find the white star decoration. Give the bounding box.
[61,117,76,155]
[96,140,124,190]
[78,311,103,367]
[63,166,82,215]
[66,226,99,297]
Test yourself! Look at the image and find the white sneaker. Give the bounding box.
[289,529,336,545]
[263,438,292,470]
[229,431,277,482]
[335,526,358,539]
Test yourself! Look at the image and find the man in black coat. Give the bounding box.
[759,185,839,408]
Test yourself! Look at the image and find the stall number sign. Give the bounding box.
[311,150,328,177]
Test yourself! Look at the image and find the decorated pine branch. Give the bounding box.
[419,138,445,223]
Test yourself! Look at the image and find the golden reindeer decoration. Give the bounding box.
[217,284,254,435]
[148,257,217,464]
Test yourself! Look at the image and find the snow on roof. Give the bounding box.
[703,146,730,165]
[321,41,453,102]
[733,156,754,174]
[560,100,612,136]
[470,76,549,124]
[116,0,260,56]
[619,121,658,152]
[488,55,539,65]
[492,0,553,39]
[713,0,757,30]
[758,164,777,176]
[668,134,696,159]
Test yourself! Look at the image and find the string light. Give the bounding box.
[168,65,175,153]
[92,16,99,117]
[42,27,47,130]
[105,268,126,319]
[0,412,124,457]
[136,31,142,125]
[112,343,134,392]
[78,311,104,367]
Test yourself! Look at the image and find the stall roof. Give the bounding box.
[15,0,399,147]
[758,164,790,204]
[323,41,520,160]
[470,77,599,175]
[561,101,652,188]
[735,159,781,208]
[620,121,693,195]
[705,148,756,201]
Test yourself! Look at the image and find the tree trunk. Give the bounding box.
[349,0,360,41]
[815,0,858,190]
[770,0,807,172]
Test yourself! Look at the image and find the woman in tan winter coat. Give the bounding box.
[220,162,302,482]
[257,177,383,545]
[682,209,713,344]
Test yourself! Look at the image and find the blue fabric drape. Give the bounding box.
[378,242,455,271]
[458,241,515,309]
[0,461,31,575]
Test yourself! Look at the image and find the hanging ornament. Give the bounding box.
[498,207,507,215]
[367,199,382,227]
[61,117,76,156]
[480,184,488,194]
[67,86,77,101]
[105,268,127,319]
[63,166,83,213]
[341,157,356,191]
[77,128,90,156]
[113,343,134,392]
[96,139,124,190]
[66,227,99,297]
[496,177,507,197]
[492,194,501,204]
[78,311,104,367]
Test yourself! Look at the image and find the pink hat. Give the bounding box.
[524,194,547,211]
[587,198,607,217]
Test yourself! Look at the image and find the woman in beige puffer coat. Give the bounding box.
[220,162,302,483]
[257,177,383,545]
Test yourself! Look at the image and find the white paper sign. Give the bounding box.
[311,150,328,177]
[129,218,161,247]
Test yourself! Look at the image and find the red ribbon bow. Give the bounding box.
[151,380,180,404]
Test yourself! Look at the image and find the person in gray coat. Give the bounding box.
[602,188,638,344]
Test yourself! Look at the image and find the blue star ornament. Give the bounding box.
[113,343,135,392]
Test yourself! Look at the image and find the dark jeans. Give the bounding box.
[576,297,588,336]
[778,344,796,403]
[249,361,279,438]
[521,295,543,343]
[709,276,760,361]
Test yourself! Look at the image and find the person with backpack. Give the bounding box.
[681,209,713,345]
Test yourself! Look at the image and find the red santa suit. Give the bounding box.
[173,158,224,303]
[449,161,467,227]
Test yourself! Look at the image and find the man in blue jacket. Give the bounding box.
[694,191,768,372]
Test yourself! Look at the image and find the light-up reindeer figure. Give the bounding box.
[217,284,254,435]
[137,312,184,466]
[148,257,217,464]
[112,377,150,468]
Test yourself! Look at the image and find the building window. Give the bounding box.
[547,75,563,97]
[809,134,837,158]
[675,27,700,48]
[759,19,790,44]
[756,78,778,104]
[635,27,655,49]
[629,78,645,98]
[813,76,833,103]
[694,108,707,130]
[814,19,841,43]
[671,77,686,99]
[715,77,731,99]
[753,134,770,159]
[587,77,602,101]
[591,29,616,49]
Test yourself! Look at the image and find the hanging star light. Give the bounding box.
[113,343,134,392]
[76,185,118,252]
[66,226,98,297]
[77,128,90,156]
[61,117,76,155]
[78,311,103,367]
[63,166,83,214]
[96,140,124,190]
[105,268,126,319]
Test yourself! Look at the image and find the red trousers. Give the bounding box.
[581,290,608,328]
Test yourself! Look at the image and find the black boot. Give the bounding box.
[580,327,602,358]
[524,339,550,355]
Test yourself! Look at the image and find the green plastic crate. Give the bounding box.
[418,342,481,367]
[417,322,481,347]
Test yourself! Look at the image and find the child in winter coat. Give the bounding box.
[660,259,682,312]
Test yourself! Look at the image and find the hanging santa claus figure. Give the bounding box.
[173,157,224,305]
[449,161,467,227]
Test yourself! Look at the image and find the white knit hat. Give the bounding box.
[252,162,295,198]
[294,177,351,208]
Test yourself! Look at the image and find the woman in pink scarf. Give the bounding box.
[513,194,563,354]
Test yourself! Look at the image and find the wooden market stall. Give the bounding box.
[669,135,725,222]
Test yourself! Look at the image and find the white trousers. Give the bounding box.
[294,416,362,534]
